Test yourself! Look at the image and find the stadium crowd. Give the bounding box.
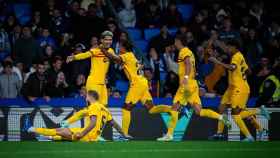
[0,0,279,107]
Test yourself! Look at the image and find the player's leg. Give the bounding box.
[231,108,254,141]
[209,103,228,140]
[122,103,134,135]
[240,106,270,120]
[29,127,73,140]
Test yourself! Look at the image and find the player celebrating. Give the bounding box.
[209,40,270,141]
[157,34,231,141]
[100,40,176,136]
[23,90,130,141]
[66,31,114,106]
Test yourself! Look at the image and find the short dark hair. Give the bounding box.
[175,34,188,46]
[87,90,99,100]
[226,39,240,49]
[122,40,134,52]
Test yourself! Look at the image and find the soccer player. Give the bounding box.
[24,90,130,141]
[100,40,177,136]
[209,40,270,141]
[157,34,231,141]
[66,31,115,106]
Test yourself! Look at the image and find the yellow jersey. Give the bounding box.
[120,52,143,84]
[74,48,115,84]
[177,47,196,84]
[84,102,113,137]
[228,51,250,93]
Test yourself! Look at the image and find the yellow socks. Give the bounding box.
[34,128,57,136]
[217,120,225,134]
[232,115,251,137]
[122,109,131,135]
[149,105,172,114]
[240,109,257,119]
[167,110,178,136]
[199,109,221,120]
[51,135,63,140]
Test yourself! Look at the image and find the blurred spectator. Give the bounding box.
[249,56,272,97]
[0,25,11,61]
[69,74,86,97]
[21,62,50,101]
[144,67,159,97]
[50,9,69,39]
[37,27,57,49]
[219,17,240,42]
[8,25,21,53]
[244,28,263,68]
[43,45,55,62]
[81,0,96,10]
[141,1,161,28]
[118,2,136,28]
[3,15,18,33]
[161,2,183,27]
[107,20,120,43]
[47,56,63,85]
[47,71,70,97]
[162,44,177,73]
[147,48,165,81]
[0,57,23,82]
[29,11,43,37]
[14,26,43,68]
[163,71,179,97]
[149,25,174,55]
[256,57,280,107]
[0,61,22,98]
[24,62,37,83]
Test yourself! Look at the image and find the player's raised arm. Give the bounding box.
[66,51,92,63]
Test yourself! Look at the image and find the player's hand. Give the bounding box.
[66,56,74,63]
[74,132,83,140]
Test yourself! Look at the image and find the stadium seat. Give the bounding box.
[13,3,31,25]
[126,28,142,41]
[115,80,129,93]
[134,40,148,54]
[177,4,193,21]
[144,28,160,41]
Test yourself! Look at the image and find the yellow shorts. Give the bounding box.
[125,78,152,105]
[86,82,108,105]
[173,82,201,106]
[69,128,99,142]
[221,87,249,109]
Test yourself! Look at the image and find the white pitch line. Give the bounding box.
[0,148,279,154]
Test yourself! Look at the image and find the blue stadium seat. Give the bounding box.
[134,40,148,54]
[177,4,193,21]
[115,80,129,93]
[127,28,142,41]
[13,3,31,25]
[144,28,160,41]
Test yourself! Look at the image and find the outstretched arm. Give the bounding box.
[66,51,92,63]
[109,119,128,137]
[209,57,236,71]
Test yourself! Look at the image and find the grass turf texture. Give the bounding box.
[0,141,279,158]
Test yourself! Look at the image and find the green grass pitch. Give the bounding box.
[0,141,279,158]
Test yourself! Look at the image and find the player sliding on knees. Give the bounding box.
[156,34,231,141]
[100,40,177,137]
[23,90,131,141]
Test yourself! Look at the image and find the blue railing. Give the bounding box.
[0,97,257,108]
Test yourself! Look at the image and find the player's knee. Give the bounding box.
[172,103,180,111]
[122,103,134,111]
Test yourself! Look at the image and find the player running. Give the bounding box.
[157,34,231,141]
[100,40,177,136]
[23,90,130,141]
[209,39,270,141]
